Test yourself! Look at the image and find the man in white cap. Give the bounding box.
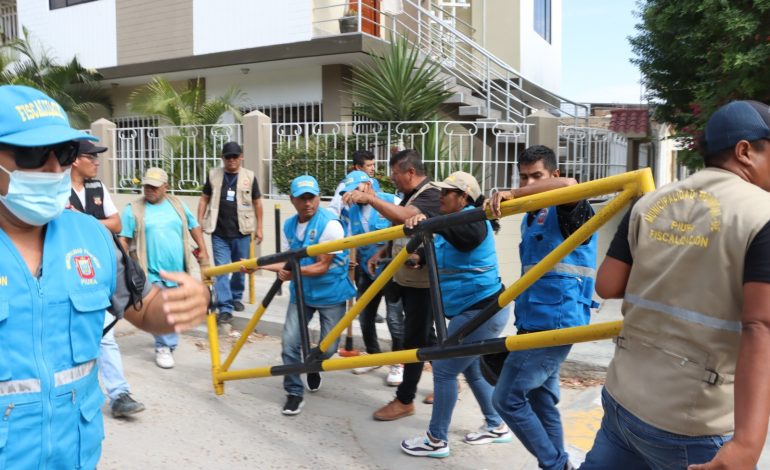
[119,167,210,369]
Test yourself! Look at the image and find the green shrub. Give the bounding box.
[272,139,347,197]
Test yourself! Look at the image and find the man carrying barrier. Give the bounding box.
[487,144,598,470]
[256,175,356,416]
[343,148,442,420]
[0,84,210,469]
[580,101,770,469]
[338,169,405,378]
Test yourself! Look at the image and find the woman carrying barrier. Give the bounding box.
[399,171,512,458]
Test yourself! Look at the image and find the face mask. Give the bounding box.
[0,166,72,226]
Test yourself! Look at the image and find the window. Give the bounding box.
[50,0,99,10]
[534,0,551,43]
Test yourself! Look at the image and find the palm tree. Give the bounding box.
[0,27,112,127]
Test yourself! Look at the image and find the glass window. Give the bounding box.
[534,0,551,43]
[50,0,99,10]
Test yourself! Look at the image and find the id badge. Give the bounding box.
[226,189,236,202]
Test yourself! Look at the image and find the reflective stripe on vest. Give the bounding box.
[0,359,95,396]
[522,263,596,278]
[625,294,742,333]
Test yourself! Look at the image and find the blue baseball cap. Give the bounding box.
[0,85,97,147]
[290,175,320,197]
[705,100,770,154]
[340,170,372,194]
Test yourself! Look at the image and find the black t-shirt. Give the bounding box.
[202,173,261,239]
[402,178,441,217]
[607,204,770,283]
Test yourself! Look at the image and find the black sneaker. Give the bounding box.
[304,372,322,392]
[111,393,146,418]
[282,395,304,415]
[233,300,245,312]
[217,312,233,325]
[374,314,385,324]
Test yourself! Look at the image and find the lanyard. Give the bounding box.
[224,172,238,189]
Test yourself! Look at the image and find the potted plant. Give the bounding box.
[339,8,358,34]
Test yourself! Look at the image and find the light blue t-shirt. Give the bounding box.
[120,198,199,285]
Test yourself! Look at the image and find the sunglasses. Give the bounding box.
[222,154,241,160]
[440,188,464,196]
[0,141,79,169]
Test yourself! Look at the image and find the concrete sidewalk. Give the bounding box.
[200,274,624,379]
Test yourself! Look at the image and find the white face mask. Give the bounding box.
[0,166,71,226]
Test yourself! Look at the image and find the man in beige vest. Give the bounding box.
[120,167,209,369]
[582,101,770,469]
[198,141,263,325]
[344,149,441,420]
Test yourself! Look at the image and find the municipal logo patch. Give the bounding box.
[74,255,95,279]
[93,197,103,206]
[536,208,548,225]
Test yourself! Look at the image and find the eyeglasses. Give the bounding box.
[0,141,80,169]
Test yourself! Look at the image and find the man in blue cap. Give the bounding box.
[0,84,210,469]
[258,175,356,415]
[338,170,404,378]
[582,100,770,469]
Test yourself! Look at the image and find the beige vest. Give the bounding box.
[392,181,436,288]
[606,168,770,436]
[202,167,257,235]
[129,195,196,274]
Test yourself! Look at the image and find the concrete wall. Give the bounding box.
[193,0,312,55]
[116,0,193,65]
[519,0,562,92]
[204,65,323,110]
[18,0,118,68]
[109,193,623,284]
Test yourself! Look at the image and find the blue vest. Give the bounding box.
[435,208,501,317]
[0,210,117,470]
[284,208,356,307]
[347,192,396,280]
[516,206,598,331]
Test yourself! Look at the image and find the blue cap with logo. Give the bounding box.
[0,85,97,147]
[290,175,320,197]
[340,170,372,194]
[705,100,770,154]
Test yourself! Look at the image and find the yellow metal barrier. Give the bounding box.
[201,168,654,395]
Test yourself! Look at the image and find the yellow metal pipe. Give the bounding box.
[218,366,275,381]
[321,349,419,371]
[221,303,269,372]
[504,321,623,351]
[498,187,637,309]
[206,312,225,395]
[318,247,411,352]
[248,233,255,305]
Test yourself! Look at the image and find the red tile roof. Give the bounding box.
[609,108,649,136]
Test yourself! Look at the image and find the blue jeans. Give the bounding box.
[581,388,731,469]
[428,306,510,441]
[212,234,251,313]
[281,302,346,397]
[493,342,572,470]
[98,322,130,402]
[152,281,178,350]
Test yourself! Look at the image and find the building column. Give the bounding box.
[322,64,353,122]
[243,109,272,260]
[90,118,117,190]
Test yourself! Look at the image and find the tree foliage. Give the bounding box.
[631,0,770,167]
[0,27,112,128]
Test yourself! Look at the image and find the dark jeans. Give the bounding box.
[357,273,405,354]
[394,284,437,405]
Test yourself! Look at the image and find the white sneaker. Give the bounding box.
[155,347,175,369]
[386,364,404,386]
[463,423,514,445]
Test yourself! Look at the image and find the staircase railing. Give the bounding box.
[312,0,588,123]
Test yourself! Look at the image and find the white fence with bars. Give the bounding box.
[107,120,628,197]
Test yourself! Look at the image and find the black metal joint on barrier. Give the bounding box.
[403,206,487,237]
[257,248,307,267]
[421,233,448,345]
[290,257,312,362]
[305,346,323,363]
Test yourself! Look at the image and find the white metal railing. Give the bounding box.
[311,0,589,123]
[266,120,531,198]
[111,124,242,195]
[558,126,628,184]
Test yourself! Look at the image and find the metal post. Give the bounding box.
[421,233,448,344]
[274,204,282,295]
[290,257,312,361]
